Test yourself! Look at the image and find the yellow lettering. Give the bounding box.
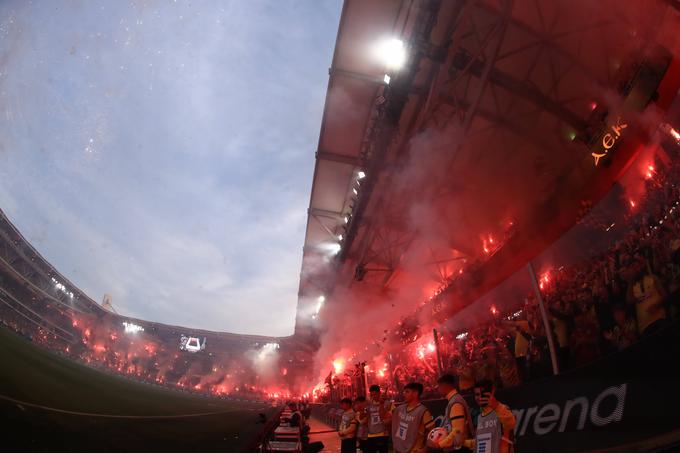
[612,118,627,137]
[602,133,615,149]
[592,152,606,166]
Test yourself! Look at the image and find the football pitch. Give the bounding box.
[0,326,278,452]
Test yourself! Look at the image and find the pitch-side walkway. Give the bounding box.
[307,416,341,452]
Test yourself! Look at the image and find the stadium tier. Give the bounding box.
[3,1,680,452]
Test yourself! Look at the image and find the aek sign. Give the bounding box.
[513,383,626,437]
[592,118,628,166]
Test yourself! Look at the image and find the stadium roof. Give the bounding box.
[295,0,411,332]
[297,0,680,338]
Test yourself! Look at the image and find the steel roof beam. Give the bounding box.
[330,67,387,85]
[451,50,588,132]
[308,208,344,219]
[316,150,360,166]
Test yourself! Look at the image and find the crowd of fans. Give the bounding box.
[0,272,287,403]
[3,144,680,413]
[373,155,680,399]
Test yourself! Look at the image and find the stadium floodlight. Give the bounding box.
[357,171,366,179]
[51,277,74,298]
[375,38,406,70]
[319,241,342,256]
[383,74,391,85]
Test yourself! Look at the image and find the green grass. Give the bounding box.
[0,326,279,452]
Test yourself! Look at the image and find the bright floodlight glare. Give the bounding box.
[319,242,342,255]
[376,38,406,70]
[357,171,366,179]
[315,295,325,314]
[383,74,391,85]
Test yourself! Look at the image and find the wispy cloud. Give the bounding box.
[0,0,341,335]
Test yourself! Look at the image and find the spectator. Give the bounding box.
[502,316,531,382]
[603,305,638,351]
[390,382,434,453]
[433,374,474,453]
[570,301,601,367]
[465,380,516,453]
[549,299,573,370]
[338,397,357,453]
[364,385,394,453]
[354,396,369,452]
[626,258,668,336]
[496,344,521,389]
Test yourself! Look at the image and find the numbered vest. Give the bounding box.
[367,400,388,435]
[475,410,501,453]
[357,412,368,440]
[339,409,356,438]
[391,403,427,453]
[442,392,474,437]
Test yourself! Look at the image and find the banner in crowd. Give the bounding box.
[422,322,680,452]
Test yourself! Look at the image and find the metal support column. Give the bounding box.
[527,262,560,375]
[433,328,443,375]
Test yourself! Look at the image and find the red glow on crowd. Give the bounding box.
[671,127,680,141]
[332,358,345,374]
[646,165,655,179]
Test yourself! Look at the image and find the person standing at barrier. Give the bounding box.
[391,382,434,453]
[433,374,474,452]
[355,396,369,452]
[289,402,304,427]
[365,384,394,453]
[464,380,516,453]
[626,258,668,336]
[338,397,358,453]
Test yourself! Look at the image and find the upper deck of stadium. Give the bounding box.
[297,0,680,344]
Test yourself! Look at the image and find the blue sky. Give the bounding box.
[0,1,342,336]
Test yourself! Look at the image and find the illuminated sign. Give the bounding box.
[122,322,144,333]
[180,335,206,353]
[591,117,627,166]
